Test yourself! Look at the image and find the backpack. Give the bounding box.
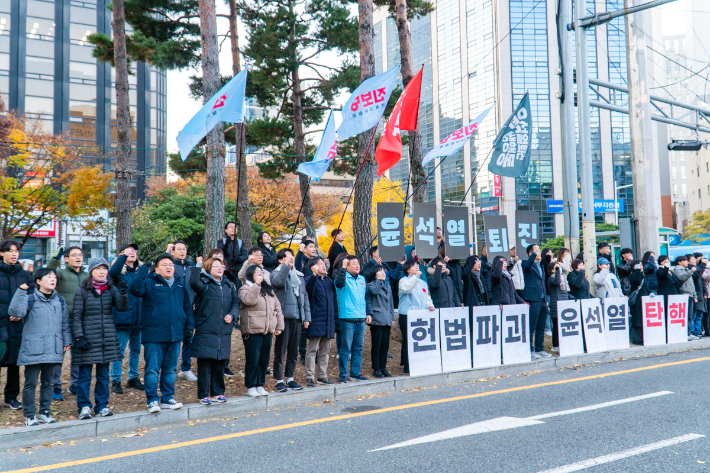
[27,292,67,315]
[222,237,243,255]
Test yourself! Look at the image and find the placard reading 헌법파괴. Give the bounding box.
[439,307,472,372]
[472,305,502,368]
[642,295,666,346]
[556,299,584,356]
[501,304,530,365]
[406,309,442,376]
[603,297,630,350]
[666,294,689,344]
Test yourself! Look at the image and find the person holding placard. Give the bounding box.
[398,260,435,374]
[547,262,569,352]
[491,257,525,307]
[462,255,490,308]
[593,257,623,299]
[567,259,590,300]
[365,265,395,378]
[426,257,461,309]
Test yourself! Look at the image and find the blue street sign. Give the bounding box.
[545,199,625,214]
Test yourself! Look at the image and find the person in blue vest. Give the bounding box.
[130,254,194,413]
[108,243,144,394]
[334,255,368,383]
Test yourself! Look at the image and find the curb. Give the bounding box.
[3,339,710,450]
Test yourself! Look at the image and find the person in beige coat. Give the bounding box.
[238,265,284,398]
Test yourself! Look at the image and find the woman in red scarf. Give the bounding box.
[71,258,129,420]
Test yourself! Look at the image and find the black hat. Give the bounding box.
[118,243,139,254]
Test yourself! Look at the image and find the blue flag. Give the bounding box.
[176,69,248,161]
[297,110,338,182]
[421,105,494,167]
[488,93,533,178]
[337,66,400,140]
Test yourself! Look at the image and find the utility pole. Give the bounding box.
[625,0,661,255]
[574,0,596,277]
[570,0,677,275]
[558,0,579,256]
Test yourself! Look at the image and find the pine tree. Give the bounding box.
[240,0,359,244]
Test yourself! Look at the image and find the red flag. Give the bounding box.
[375,68,423,176]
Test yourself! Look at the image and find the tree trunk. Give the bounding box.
[290,0,316,245]
[395,0,426,202]
[228,0,252,249]
[112,0,131,248]
[199,0,226,254]
[353,0,376,263]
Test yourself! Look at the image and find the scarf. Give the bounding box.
[164,276,175,287]
[91,278,108,295]
[471,269,484,292]
[501,269,513,280]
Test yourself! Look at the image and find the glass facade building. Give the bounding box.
[0,0,167,200]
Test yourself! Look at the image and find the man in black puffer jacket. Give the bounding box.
[426,257,461,308]
[0,240,35,411]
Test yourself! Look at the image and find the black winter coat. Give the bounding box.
[491,259,525,306]
[656,266,679,296]
[0,262,35,365]
[567,270,591,300]
[220,237,248,273]
[327,242,348,279]
[462,257,490,308]
[547,269,569,319]
[108,254,142,329]
[644,261,659,292]
[629,269,645,327]
[305,275,336,338]
[258,244,278,272]
[617,260,634,296]
[190,269,239,360]
[71,284,129,365]
[426,265,461,308]
[480,255,493,294]
[447,260,463,304]
[693,263,707,313]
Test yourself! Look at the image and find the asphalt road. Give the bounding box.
[3,349,710,472]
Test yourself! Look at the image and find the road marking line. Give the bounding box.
[537,434,705,472]
[369,417,545,452]
[527,390,673,420]
[3,356,709,473]
[370,391,673,451]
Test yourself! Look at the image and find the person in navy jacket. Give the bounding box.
[522,244,550,360]
[130,254,194,413]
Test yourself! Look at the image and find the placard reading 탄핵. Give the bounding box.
[472,305,502,368]
[501,304,530,365]
[642,295,666,346]
[406,309,442,376]
[439,307,472,372]
[603,297,630,350]
[666,294,689,344]
[556,299,584,357]
[580,298,607,353]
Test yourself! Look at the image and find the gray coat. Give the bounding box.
[271,264,311,322]
[8,288,71,365]
[365,279,395,326]
[71,285,129,365]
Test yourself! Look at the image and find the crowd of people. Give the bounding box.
[0,224,706,427]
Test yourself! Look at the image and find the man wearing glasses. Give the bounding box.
[130,254,194,413]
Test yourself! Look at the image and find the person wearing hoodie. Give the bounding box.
[404,245,428,284]
[366,265,395,379]
[304,257,336,386]
[219,221,248,274]
[491,257,526,306]
[462,255,491,309]
[672,256,697,338]
[547,262,569,351]
[0,239,35,412]
[271,248,310,392]
[8,268,70,426]
[189,257,238,405]
[616,248,634,296]
[567,259,591,300]
[72,258,129,420]
[47,246,88,400]
[398,260,435,374]
[593,257,623,299]
[130,254,194,413]
[108,244,144,394]
[426,257,462,308]
[257,232,278,272]
[642,252,659,293]
[480,246,493,294]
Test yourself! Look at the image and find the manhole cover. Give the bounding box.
[341,405,381,413]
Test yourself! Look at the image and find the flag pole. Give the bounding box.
[231,123,244,272]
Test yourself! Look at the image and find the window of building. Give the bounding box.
[682,183,687,198]
[681,166,686,180]
[673,183,678,197]
[672,167,677,180]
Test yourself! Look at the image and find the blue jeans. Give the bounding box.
[180,331,193,372]
[338,319,365,378]
[692,310,704,335]
[76,363,110,413]
[110,328,141,383]
[143,342,180,405]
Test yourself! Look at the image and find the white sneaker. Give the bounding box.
[688,334,699,341]
[178,370,198,382]
[38,412,56,424]
[530,352,541,360]
[25,416,39,426]
[536,350,552,358]
[552,346,559,352]
[78,406,92,420]
[159,399,183,410]
[255,386,269,397]
[147,401,161,413]
[247,387,259,398]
